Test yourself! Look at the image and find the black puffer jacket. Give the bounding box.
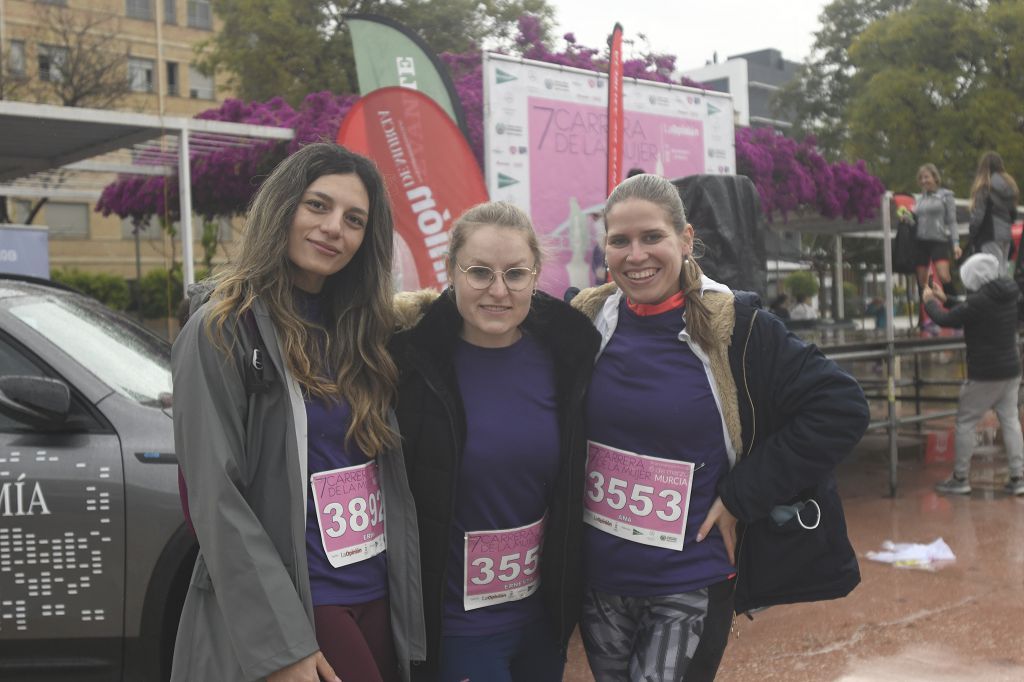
[390,289,599,670]
[926,278,1022,380]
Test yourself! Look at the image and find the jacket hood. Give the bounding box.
[981,277,1021,303]
[990,173,1017,203]
[186,279,217,316]
[960,253,1000,291]
[393,288,442,331]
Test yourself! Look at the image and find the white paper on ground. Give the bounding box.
[865,538,956,570]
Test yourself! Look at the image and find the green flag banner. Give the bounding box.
[346,13,468,139]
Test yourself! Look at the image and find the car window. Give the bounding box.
[0,333,107,433]
[7,293,171,407]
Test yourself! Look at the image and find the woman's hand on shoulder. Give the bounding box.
[697,497,737,565]
[267,651,340,682]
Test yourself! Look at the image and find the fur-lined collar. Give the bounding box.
[571,282,736,350]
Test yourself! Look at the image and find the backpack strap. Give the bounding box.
[239,308,273,395]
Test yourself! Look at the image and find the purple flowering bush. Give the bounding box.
[735,127,885,223]
[96,92,355,224]
[98,15,884,225]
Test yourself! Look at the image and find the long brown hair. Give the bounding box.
[604,174,717,351]
[970,151,1020,210]
[205,142,399,457]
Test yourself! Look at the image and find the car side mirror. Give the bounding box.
[0,376,72,429]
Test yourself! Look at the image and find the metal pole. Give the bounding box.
[178,126,195,287]
[881,191,898,496]
[134,227,142,322]
[834,234,844,320]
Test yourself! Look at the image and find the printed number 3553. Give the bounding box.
[587,472,682,521]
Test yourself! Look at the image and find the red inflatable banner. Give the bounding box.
[338,87,489,290]
[606,22,624,195]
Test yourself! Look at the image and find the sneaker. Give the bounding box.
[1004,477,1024,496]
[935,475,971,495]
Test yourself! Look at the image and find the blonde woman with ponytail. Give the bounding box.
[171,143,424,682]
[572,174,868,681]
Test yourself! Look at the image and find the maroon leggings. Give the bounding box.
[314,598,400,682]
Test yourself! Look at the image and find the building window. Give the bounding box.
[37,45,68,83]
[122,216,163,240]
[164,0,177,24]
[126,0,154,20]
[11,200,32,224]
[166,61,179,96]
[128,57,155,93]
[188,65,214,99]
[45,202,90,239]
[8,41,26,76]
[187,0,212,29]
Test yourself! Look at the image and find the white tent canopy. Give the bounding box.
[0,100,294,285]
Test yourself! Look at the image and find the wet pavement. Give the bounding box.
[563,428,1024,681]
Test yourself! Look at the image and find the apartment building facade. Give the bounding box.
[1,0,232,276]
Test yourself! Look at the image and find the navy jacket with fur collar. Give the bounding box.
[390,289,599,668]
[572,281,869,614]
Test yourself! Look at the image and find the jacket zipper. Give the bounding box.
[558,378,588,657]
[732,309,758,617]
[418,366,464,662]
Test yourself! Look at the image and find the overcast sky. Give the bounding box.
[544,0,831,70]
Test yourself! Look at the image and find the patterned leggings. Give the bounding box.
[581,580,734,682]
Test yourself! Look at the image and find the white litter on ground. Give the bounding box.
[865,538,956,571]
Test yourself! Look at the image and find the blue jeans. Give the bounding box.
[414,620,565,682]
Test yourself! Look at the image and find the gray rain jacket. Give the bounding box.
[170,297,425,681]
[970,173,1019,247]
[914,188,958,247]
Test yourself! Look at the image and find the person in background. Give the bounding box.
[172,143,424,682]
[572,174,868,681]
[768,294,790,319]
[789,293,817,321]
[391,202,599,682]
[899,163,960,301]
[968,151,1020,271]
[924,253,1024,496]
[865,297,887,331]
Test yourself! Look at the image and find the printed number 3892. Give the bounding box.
[323,491,383,537]
[586,472,682,521]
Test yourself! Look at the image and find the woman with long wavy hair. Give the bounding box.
[171,142,424,682]
[969,151,1020,270]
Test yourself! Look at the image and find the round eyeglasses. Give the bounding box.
[456,262,537,291]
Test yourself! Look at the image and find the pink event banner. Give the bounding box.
[528,97,705,295]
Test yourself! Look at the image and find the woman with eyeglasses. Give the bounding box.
[390,201,599,682]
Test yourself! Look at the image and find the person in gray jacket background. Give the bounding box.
[900,163,961,301]
[969,151,1020,271]
[171,143,424,682]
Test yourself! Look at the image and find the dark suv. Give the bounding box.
[0,275,195,681]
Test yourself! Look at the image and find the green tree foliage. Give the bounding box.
[50,269,131,311]
[847,0,1024,194]
[778,0,912,160]
[784,270,820,298]
[783,0,1024,195]
[200,0,554,105]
